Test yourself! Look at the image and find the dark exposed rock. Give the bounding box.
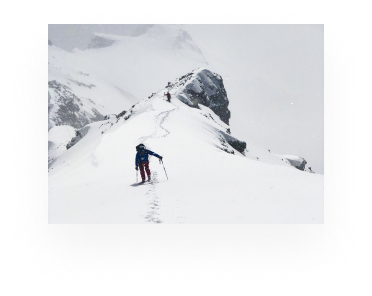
[167,69,231,125]
[282,156,311,172]
[66,126,90,149]
[163,69,244,154]
[217,146,235,154]
[117,110,127,118]
[48,80,104,130]
[48,91,54,131]
[289,158,306,171]
[216,134,235,154]
[115,109,133,123]
[104,114,117,120]
[305,167,315,174]
[219,131,246,155]
[123,110,132,121]
[87,35,115,49]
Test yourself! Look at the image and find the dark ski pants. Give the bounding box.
[138,161,151,180]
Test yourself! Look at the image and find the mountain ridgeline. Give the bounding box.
[64,68,246,154]
[49,65,314,173]
[166,68,313,173]
[165,69,246,154]
[48,80,104,130]
[166,69,231,125]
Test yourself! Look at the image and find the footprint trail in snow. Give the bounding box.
[137,101,178,223]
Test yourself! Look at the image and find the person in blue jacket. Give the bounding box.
[135,144,163,183]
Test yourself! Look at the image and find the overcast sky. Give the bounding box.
[49,24,323,173]
[183,25,323,173]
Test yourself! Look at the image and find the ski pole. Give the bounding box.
[160,159,168,180]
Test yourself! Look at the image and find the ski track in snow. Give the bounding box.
[137,101,178,223]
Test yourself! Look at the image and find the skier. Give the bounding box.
[165,91,171,102]
[135,144,163,183]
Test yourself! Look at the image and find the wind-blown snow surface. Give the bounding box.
[49,78,323,224]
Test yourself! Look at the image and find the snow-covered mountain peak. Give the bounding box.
[48,25,323,223]
[49,67,323,223]
[145,25,191,41]
[145,25,205,56]
[48,26,211,151]
[84,25,207,65]
[165,68,230,124]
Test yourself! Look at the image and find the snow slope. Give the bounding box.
[48,25,209,166]
[48,125,76,166]
[48,69,323,224]
[72,25,208,100]
[48,25,208,130]
[48,44,138,130]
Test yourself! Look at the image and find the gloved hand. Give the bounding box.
[159,156,163,161]
[135,166,138,170]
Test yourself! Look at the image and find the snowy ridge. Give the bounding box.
[279,154,315,173]
[49,69,323,224]
[48,43,138,131]
[48,24,209,156]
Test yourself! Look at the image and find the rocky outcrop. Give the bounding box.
[117,110,127,118]
[214,131,247,155]
[48,80,104,130]
[87,35,115,49]
[166,69,231,125]
[104,114,117,120]
[288,157,306,170]
[304,167,315,174]
[66,126,90,150]
[165,68,245,154]
[281,155,315,173]
[48,91,54,130]
[220,131,246,154]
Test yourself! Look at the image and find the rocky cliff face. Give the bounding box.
[166,68,231,125]
[219,131,247,154]
[281,155,315,173]
[162,68,247,155]
[48,91,54,130]
[66,125,91,150]
[48,80,104,130]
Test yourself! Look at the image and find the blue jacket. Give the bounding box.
[135,149,161,166]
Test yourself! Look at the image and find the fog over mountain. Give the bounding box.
[49,24,323,174]
[48,25,324,224]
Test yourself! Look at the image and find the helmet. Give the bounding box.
[136,144,146,151]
